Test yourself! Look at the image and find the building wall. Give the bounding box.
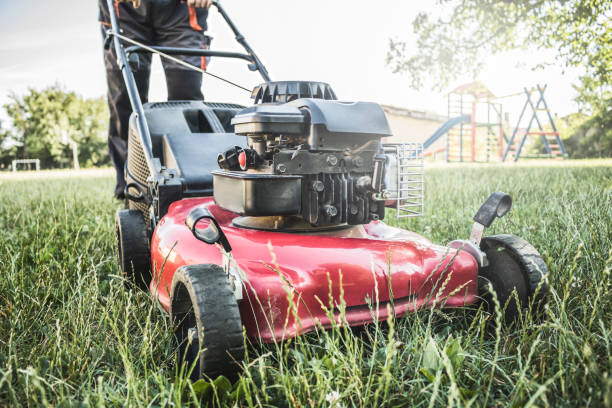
[381,105,447,155]
[384,116,444,143]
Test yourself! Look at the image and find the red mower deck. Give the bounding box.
[151,197,478,342]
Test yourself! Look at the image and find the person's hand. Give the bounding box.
[186,0,213,9]
[117,0,142,7]
[116,0,213,9]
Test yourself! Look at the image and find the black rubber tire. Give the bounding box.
[115,209,151,290]
[170,264,244,382]
[479,234,549,323]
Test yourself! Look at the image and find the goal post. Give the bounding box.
[12,159,40,172]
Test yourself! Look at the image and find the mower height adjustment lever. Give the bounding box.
[470,191,512,246]
[185,206,232,253]
[448,191,512,268]
[185,206,243,300]
[124,182,151,204]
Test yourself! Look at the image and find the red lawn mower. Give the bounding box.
[108,0,549,381]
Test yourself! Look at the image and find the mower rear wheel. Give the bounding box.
[115,209,151,290]
[478,234,548,323]
[170,264,244,381]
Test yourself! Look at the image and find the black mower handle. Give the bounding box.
[125,46,255,64]
[123,1,271,82]
[211,0,271,81]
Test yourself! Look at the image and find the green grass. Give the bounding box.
[0,160,611,407]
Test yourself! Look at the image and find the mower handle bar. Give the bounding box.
[125,1,271,82]
[124,46,255,64]
[212,0,270,82]
[104,0,271,180]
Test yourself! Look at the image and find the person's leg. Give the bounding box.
[164,70,203,101]
[100,0,153,197]
[152,0,208,101]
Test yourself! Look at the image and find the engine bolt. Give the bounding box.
[276,163,287,173]
[311,180,325,192]
[350,205,358,215]
[326,155,338,166]
[323,205,338,217]
[353,157,363,167]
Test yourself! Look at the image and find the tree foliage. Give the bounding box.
[563,76,612,157]
[0,86,109,169]
[387,0,611,91]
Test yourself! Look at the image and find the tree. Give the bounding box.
[387,0,611,91]
[562,76,612,157]
[1,85,109,169]
[0,121,20,170]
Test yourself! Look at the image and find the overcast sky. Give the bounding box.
[0,0,583,124]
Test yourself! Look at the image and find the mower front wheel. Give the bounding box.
[478,234,548,323]
[115,209,151,290]
[170,264,244,381]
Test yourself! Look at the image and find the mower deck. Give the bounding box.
[151,197,478,342]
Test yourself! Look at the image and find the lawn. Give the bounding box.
[0,160,610,407]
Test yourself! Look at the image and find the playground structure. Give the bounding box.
[423,82,567,162]
[501,84,567,161]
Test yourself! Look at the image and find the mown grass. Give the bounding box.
[0,160,610,407]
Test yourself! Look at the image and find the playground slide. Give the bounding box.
[423,115,471,149]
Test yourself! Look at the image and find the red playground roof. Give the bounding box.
[450,81,496,99]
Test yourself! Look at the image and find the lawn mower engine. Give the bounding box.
[212,81,402,231]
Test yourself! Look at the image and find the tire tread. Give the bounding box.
[115,209,151,289]
[170,264,244,380]
[484,234,549,304]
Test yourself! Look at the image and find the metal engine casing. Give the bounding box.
[212,84,394,227]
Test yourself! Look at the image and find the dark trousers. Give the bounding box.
[100,0,209,196]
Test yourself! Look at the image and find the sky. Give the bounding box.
[0,0,584,126]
